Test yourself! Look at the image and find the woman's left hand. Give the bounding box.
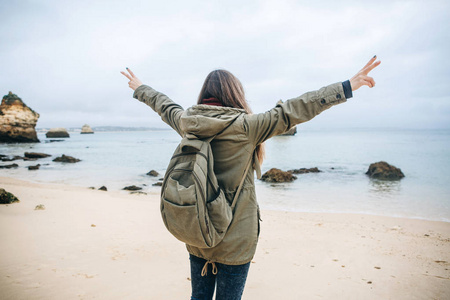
[121,68,143,91]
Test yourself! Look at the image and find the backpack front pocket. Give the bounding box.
[206,189,233,234]
[161,199,208,248]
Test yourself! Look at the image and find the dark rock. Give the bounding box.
[0,188,20,204]
[34,204,45,210]
[0,91,40,143]
[123,185,142,191]
[288,167,322,174]
[146,170,159,177]
[260,168,297,183]
[23,157,37,161]
[28,164,40,170]
[0,163,19,169]
[88,187,95,190]
[1,156,15,162]
[53,154,81,163]
[366,161,405,180]
[152,182,163,186]
[46,128,70,138]
[45,139,65,143]
[98,186,107,191]
[130,191,147,195]
[24,152,51,159]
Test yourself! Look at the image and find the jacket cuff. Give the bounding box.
[132,84,151,101]
[342,80,353,99]
[318,82,347,106]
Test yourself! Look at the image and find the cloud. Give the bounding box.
[1,0,449,129]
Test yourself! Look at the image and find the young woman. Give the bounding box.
[121,56,380,300]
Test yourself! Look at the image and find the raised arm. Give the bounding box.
[245,56,381,145]
[121,68,184,136]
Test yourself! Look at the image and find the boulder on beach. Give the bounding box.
[152,182,163,186]
[0,188,20,204]
[53,154,81,163]
[260,168,297,183]
[0,163,19,169]
[123,185,142,191]
[366,161,405,180]
[81,124,94,134]
[1,155,23,161]
[24,152,51,159]
[288,167,322,174]
[0,91,40,143]
[46,128,70,138]
[146,170,159,177]
[98,186,107,191]
[28,164,40,170]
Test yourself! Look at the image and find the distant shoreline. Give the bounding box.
[36,126,172,133]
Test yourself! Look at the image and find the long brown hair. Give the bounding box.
[197,69,265,164]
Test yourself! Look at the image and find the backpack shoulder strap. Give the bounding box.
[231,155,253,210]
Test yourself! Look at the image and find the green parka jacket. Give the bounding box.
[133,82,347,265]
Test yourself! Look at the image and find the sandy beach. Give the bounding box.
[0,176,449,300]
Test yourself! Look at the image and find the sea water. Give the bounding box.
[1,128,449,222]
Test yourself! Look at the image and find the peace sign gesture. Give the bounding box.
[121,68,143,91]
[349,56,381,91]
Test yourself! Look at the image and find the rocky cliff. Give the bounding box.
[0,92,40,143]
[81,124,94,134]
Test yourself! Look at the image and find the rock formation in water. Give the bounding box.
[288,167,322,174]
[46,128,70,138]
[260,168,297,183]
[366,161,405,180]
[81,124,94,134]
[53,154,81,163]
[279,126,297,136]
[0,92,40,143]
[146,170,159,177]
[24,152,51,159]
[28,164,41,170]
[0,163,19,169]
[123,185,142,191]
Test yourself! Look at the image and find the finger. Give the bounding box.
[121,71,132,80]
[362,79,374,88]
[362,59,381,74]
[126,68,136,78]
[361,55,377,70]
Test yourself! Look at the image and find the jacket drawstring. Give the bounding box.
[201,260,218,276]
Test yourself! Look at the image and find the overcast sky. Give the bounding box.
[1,0,449,129]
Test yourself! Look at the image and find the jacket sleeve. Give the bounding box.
[244,82,348,145]
[133,84,184,136]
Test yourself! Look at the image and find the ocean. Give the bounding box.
[1,128,449,222]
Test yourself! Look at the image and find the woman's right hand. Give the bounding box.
[121,68,143,91]
[349,56,381,91]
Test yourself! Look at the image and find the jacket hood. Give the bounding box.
[181,105,246,139]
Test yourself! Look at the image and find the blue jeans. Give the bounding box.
[189,254,250,300]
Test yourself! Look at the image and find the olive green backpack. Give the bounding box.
[160,134,251,249]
